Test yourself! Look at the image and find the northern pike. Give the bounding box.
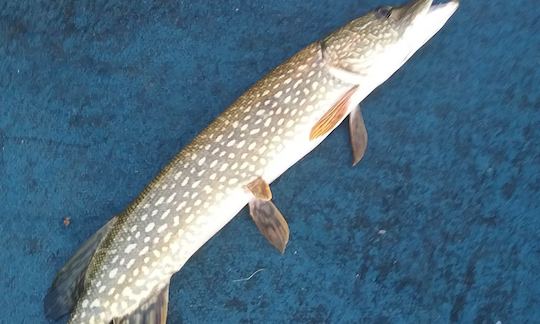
[45,0,459,322]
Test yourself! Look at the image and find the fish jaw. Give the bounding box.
[321,0,459,87]
[402,0,460,63]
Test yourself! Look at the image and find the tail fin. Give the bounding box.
[44,216,118,320]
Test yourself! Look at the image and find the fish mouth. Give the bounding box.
[412,0,459,43]
[402,0,434,18]
[395,0,459,23]
[423,0,460,26]
[395,0,459,61]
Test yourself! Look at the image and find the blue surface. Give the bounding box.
[1,0,539,323]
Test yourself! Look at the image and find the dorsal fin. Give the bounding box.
[44,216,118,320]
[310,85,359,140]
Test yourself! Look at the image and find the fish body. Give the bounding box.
[44,1,459,323]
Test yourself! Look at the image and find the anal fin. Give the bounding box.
[114,284,170,324]
[247,177,289,253]
[44,216,118,320]
[349,104,368,166]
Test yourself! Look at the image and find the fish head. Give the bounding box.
[322,0,459,85]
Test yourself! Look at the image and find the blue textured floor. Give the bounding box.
[1,0,539,323]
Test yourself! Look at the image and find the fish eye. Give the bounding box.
[375,6,393,19]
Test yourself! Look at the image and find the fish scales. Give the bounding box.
[71,43,351,322]
[45,1,459,322]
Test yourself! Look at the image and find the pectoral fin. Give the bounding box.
[349,105,368,166]
[247,177,289,253]
[310,85,359,140]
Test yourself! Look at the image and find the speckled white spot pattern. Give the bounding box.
[62,1,461,318]
[68,42,346,322]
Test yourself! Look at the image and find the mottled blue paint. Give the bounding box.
[0,0,539,323]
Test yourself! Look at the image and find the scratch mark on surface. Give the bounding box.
[232,268,265,282]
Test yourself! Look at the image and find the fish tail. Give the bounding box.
[44,216,117,320]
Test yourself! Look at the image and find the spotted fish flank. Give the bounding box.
[44,1,459,323]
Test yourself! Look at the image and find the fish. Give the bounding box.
[44,0,459,323]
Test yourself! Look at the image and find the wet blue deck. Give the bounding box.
[1,0,539,322]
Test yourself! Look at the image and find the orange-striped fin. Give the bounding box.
[247,177,272,201]
[309,85,359,140]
